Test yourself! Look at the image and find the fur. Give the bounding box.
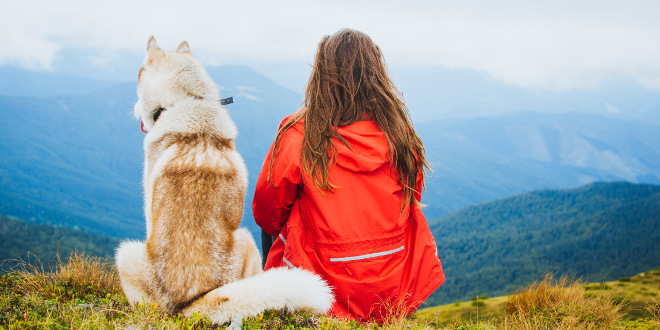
[115,36,333,327]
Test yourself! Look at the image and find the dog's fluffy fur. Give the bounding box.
[115,36,333,327]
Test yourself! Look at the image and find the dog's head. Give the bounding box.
[133,36,220,133]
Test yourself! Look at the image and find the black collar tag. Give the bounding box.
[220,97,234,105]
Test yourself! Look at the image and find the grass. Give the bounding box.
[503,274,622,329]
[1,251,659,329]
[416,270,660,329]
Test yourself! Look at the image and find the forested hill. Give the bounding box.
[0,215,118,272]
[426,181,660,306]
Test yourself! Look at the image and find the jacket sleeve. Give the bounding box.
[252,126,303,236]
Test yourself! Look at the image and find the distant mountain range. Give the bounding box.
[417,112,660,217]
[425,181,660,306]
[0,66,121,97]
[394,66,660,125]
[0,65,659,247]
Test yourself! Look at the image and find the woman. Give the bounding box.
[252,28,444,322]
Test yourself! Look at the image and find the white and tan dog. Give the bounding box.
[115,36,333,327]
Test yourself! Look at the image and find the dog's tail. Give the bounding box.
[181,267,334,327]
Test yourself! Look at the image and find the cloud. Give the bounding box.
[376,1,660,90]
[2,0,660,90]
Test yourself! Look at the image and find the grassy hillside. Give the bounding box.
[1,251,657,329]
[417,268,660,328]
[0,215,119,272]
[427,182,660,305]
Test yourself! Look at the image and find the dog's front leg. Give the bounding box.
[115,240,158,306]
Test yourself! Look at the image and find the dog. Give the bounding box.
[115,36,333,328]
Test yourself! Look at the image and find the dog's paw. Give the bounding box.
[227,319,242,330]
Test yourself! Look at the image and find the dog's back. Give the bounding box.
[148,125,248,309]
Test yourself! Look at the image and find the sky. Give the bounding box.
[2,0,660,91]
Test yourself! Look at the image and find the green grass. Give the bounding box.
[1,251,659,329]
[416,269,660,329]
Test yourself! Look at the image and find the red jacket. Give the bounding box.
[253,114,444,321]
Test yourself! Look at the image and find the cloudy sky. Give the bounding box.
[2,0,659,91]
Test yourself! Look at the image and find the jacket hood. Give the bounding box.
[333,120,390,173]
[283,114,390,174]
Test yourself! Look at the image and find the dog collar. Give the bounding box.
[140,97,235,134]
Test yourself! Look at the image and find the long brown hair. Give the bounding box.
[269,28,429,206]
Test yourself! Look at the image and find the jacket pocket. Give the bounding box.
[329,245,405,263]
[316,231,407,280]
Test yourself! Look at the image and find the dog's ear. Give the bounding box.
[176,41,193,55]
[146,36,164,59]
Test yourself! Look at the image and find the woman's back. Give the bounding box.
[253,28,445,322]
[296,118,408,242]
[254,114,444,321]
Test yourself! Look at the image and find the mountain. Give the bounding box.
[0,215,119,271]
[0,83,144,237]
[1,65,659,246]
[425,182,660,306]
[417,112,660,218]
[394,66,660,126]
